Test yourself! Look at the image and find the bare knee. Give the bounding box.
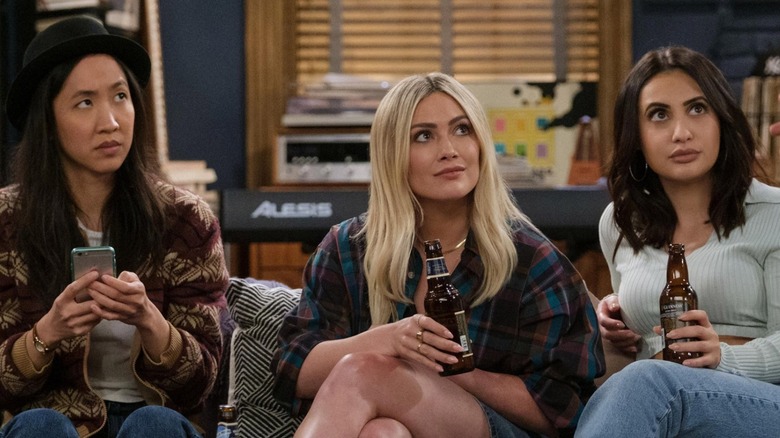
[358,417,413,438]
[320,352,408,394]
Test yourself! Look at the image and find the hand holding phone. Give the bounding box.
[71,246,116,303]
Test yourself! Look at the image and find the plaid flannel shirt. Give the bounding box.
[272,214,604,433]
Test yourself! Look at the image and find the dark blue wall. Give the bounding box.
[159,0,244,190]
[633,0,722,58]
[632,0,780,99]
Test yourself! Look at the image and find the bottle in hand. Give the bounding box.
[216,404,237,438]
[659,243,701,363]
[423,239,475,375]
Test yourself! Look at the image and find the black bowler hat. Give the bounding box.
[5,15,151,131]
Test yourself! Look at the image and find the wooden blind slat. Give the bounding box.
[295,0,598,82]
[455,38,555,46]
[455,24,555,33]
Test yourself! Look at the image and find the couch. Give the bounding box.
[224,278,632,437]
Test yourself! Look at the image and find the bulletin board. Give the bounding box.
[466,81,598,187]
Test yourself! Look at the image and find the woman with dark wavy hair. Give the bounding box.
[576,46,780,437]
[609,46,756,255]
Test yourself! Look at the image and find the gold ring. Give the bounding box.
[416,330,424,342]
[416,342,423,353]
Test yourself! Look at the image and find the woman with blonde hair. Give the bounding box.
[272,72,603,438]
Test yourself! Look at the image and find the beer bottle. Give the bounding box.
[423,239,475,376]
[216,404,237,438]
[659,243,701,363]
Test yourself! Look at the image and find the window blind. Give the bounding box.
[295,0,600,86]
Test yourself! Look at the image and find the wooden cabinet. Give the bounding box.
[248,242,312,289]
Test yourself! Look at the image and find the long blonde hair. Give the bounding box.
[360,72,530,325]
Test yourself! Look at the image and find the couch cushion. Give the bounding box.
[227,278,303,437]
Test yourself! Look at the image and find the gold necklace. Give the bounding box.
[417,236,468,255]
[443,237,468,255]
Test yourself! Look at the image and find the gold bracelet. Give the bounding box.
[32,323,53,354]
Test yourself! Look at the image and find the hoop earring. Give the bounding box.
[629,161,648,182]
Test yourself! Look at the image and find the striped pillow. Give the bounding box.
[227,278,303,437]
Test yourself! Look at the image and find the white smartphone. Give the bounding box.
[71,246,116,303]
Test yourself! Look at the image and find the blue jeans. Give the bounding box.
[479,401,542,438]
[0,405,202,438]
[575,360,780,438]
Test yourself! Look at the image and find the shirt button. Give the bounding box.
[407,271,414,279]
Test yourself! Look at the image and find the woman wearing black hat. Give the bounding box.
[0,16,228,438]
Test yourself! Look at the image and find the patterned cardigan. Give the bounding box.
[0,183,229,437]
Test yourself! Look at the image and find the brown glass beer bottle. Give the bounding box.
[423,239,475,376]
[216,404,237,438]
[659,243,701,363]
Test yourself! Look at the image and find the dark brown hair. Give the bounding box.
[609,46,756,254]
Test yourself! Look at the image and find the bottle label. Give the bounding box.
[426,256,447,277]
[454,310,473,356]
[660,297,695,345]
[216,422,237,438]
[660,297,692,320]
